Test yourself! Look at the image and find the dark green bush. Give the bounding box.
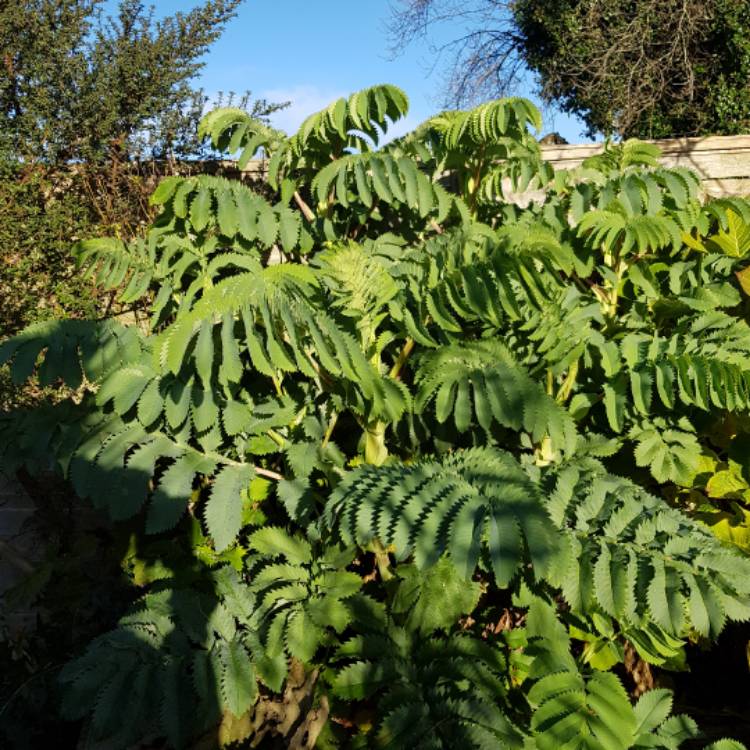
[0,164,101,336]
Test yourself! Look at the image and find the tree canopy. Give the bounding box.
[0,0,286,164]
[389,0,750,139]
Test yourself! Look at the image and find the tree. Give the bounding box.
[0,0,286,164]
[389,0,750,138]
[3,84,750,747]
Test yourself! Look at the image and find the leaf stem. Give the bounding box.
[389,337,415,380]
[255,467,284,481]
[556,361,579,404]
[371,540,394,582]
[606,258,628,319]
[322,412,338,449]
[364,421,388,466]
[266,429,287,448]
[271,374,284,397]
[293,190,316,222]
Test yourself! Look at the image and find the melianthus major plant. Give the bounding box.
[2,84,750,748]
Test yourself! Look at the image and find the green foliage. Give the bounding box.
[328,447,560,584]
[329,592,704,748]
[390,0,750,139]
[245,528,361,665]
[512,0,750,138]
[0,1,287,421]
[58,568,260,748]
[0,0,286,164]
[0,164,102,342]
[330,449,750,637]
[330,600,525,747]
[414,341,577,451]
[4,85,750,747]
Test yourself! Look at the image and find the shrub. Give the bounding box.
[0,164,102,336]
[2,86,750,748]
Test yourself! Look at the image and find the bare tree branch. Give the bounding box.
[388,0,750,138]
[388,0,525,107]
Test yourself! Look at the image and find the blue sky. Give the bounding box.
[120,1,592,143]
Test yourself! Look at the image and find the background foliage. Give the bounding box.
[0,0,285,402]
[0,0,286,163]
[389,0,750,138]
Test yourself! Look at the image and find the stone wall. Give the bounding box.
[540,134,750,197]
[230,134,750,198]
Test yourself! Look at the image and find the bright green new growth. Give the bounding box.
[3,83,750,748]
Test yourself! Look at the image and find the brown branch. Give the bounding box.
[289,696,330,749]
[254,466,284,482]
[293,191,316,222]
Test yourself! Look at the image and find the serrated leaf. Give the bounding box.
[285,608,322,661]
[285,441,318,478]
[219,641,257,717]
[277,206,300,252]
[634,688,673,734]
[189,185,213,232]
[332,660,391,700]
[150,175,181,205]
[205,464,255,552]
[217,189,239,236]
[249,526,312,564]
[147,453,215,534]
[392,558,480,634]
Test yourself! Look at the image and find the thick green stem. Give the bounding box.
[556,361,579,404]
[322,412,338,449]
[389,337,415,380]
[534,436,556,467]
[363,421,392,579]
[371,540,394,581]
[267,429,287,448]
[364,421,388,466]
[604,255,628,320]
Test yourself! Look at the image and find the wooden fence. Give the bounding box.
[540,134,750,197]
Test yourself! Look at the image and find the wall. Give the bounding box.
[540,135,750,197]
